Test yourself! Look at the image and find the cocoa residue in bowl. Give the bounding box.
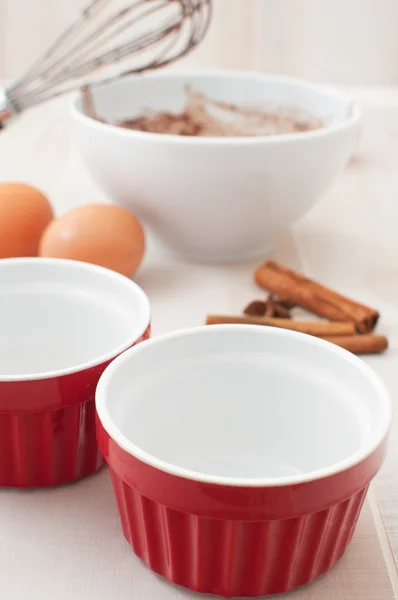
[83,86,325,138]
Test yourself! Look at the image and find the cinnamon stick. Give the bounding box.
[276,297,296,310]
[255,261,379,333]
[322,334,388,355]
[206,315,355,336]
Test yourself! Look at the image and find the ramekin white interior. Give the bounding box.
[0,258,150,380]
[96,325,391,487]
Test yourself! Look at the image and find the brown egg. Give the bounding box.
[0,183,54,258]
[39,204,145,278]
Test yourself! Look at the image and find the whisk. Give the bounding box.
[0,0,211,127]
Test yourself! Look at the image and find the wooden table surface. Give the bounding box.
[0,87,398,599]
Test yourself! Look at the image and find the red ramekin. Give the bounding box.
[0,258,150,488]
[96,326,391,597]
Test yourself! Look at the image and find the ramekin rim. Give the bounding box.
[95,324,392,488]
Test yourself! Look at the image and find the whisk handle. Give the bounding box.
[0,86,16,128]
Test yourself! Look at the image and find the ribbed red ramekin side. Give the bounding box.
[0,325,150,488]
[0,399,103,487]
[109,468,368,597]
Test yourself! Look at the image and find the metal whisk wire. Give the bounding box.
[1,0,211,119]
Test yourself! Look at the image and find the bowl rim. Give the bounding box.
[96,324,392,488]
[0,257,151,382]
[71,69,362,145]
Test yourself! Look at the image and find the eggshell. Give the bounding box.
[39,204,145,278]
[0,183,53,258]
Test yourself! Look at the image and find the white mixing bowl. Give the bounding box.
[72,70,361,263]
